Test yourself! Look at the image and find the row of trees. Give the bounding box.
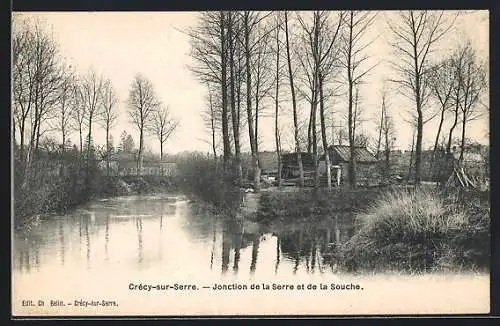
[13,17,180,186]
[188,10,487,191]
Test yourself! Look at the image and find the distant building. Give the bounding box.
[281,152,316,179]
[102,152,177,177]
[320,145,379,186]
[258,151,279,179]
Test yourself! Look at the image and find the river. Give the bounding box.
[12,193,489,316]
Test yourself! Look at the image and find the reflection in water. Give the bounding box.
[104,215,110,262]
[233,223,242,273]
[210,219,216,270]
[221,223,230,274]
[59,220,65,266]
[136,218,143,265]
[85,217,90,269]
[250,235,260,274]
[275,234,281,275]
[13,195,356,279]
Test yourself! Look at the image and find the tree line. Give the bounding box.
[187,10,488,191]
[12,16,180,188]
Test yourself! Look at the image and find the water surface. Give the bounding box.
[12,193,489,316]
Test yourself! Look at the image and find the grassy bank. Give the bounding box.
[256,187,383,222]
[337,187,490,273]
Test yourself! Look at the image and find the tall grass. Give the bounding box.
[340,187,490,273]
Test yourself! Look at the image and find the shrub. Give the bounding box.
[340,187,490,273]
[174,154,241,212]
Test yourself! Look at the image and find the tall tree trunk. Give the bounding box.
[284,11,304,187]
[307,111,313,154]
[275,22,282,187]
[433,109,446,154]
[447,98,460,155]
[61,129,66,178]
[160,136,164,161]
[79,125,83,153]
[430,108,446,181]
[208,85,217,162]
[347,13,356,188]
[228,14,242,183]
[138,126,144,176]
[319,74,331,189]
[312,12,320,190]
[311,97,319,189]
[412,29,423,186]
[86,113,93,183]
[106,126,110,177]
[415,107,423,184]
[244,12,260,192]
[459,112,467,163]
[384,125,390,179]
[220,12,231,173]
[19,122,26,176]
[408,130,415,182]
[376,97,384,158]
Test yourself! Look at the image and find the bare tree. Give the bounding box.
[13,17,63,174]
[284,11,305,187]
[71,79,86,153]
[80,68,104,173]
[455,43,487,162]
[187,12,232,172]
[241,11,273,192]
[99,78,119,176]
[53,64,76,156]
[341,11,378,188]
[387,10,456,185]
[318,12,345,190]
[296,12,321,188]
[127,73,160,175]
[150,104,179,162]
[226,11,244,182]
[351,85,367,149]
[375,88,386,158]
[12,18,35,168]
[380,95,396,181]
[202,83,220,161]
[270,12,289,187]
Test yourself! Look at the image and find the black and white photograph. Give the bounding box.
[11,10,490,316]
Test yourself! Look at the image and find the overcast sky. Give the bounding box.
[14,11,489,155]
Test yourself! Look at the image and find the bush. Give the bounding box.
[174,154,241,212]
[340,187,490,273]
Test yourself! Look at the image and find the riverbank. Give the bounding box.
[244,185,490,274]
[255,186,383,223]
[14,175,178,232]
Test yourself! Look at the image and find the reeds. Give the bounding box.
[340,187,490,273]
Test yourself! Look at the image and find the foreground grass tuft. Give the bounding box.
[338,187,490,273]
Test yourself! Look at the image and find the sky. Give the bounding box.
[13,11,489,155]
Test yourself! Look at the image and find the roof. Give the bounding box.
[326,145,378,163]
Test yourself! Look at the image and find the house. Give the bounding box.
[320,145,379,186]
[281,152,316,179]
[258,151,279,180]
[103,152,177,177]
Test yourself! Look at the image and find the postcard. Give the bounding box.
[11,10,490,317]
